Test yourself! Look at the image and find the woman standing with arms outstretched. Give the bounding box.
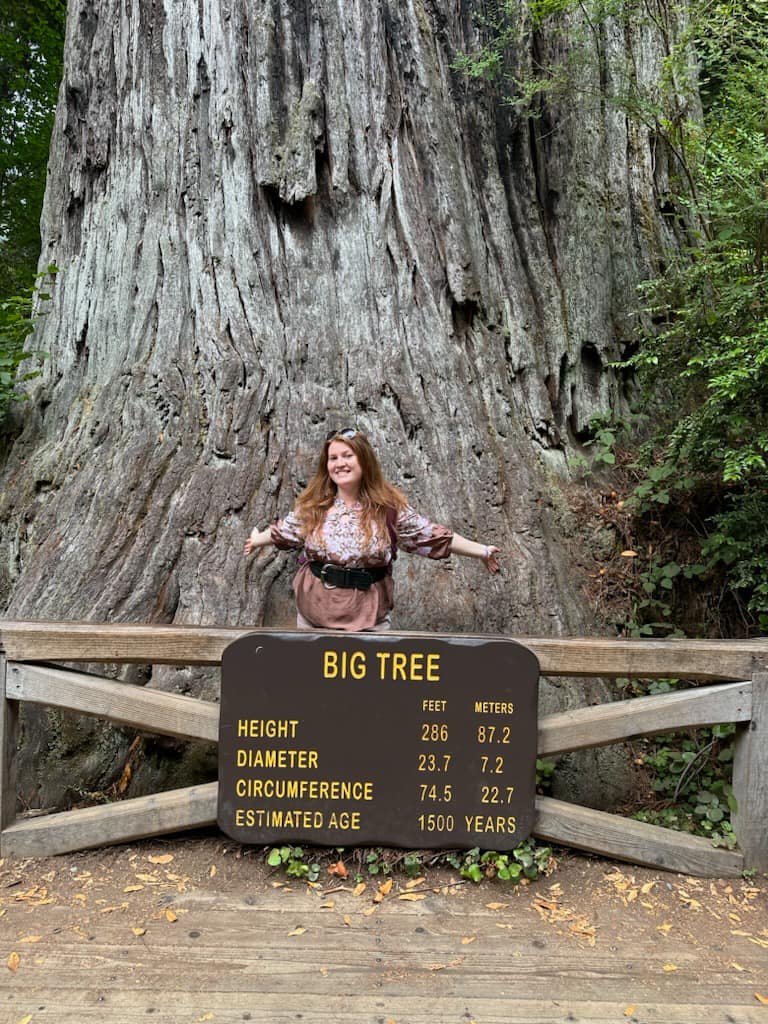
[245,429,500,631]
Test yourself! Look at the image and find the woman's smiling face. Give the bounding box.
[327,440,363,492]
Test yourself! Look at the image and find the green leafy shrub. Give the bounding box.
[265,840,553,886]
[266,845,321,882]
[0,271,53,423]
[450,841,553,884]
[632,724,738,849]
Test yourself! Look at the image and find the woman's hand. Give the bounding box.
[481,545,501,573]
[244,527,272,556]
[450,533,501,572]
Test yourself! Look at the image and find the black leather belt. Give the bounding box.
[309,562,389,590]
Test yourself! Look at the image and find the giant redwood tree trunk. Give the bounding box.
[1,0,688,809]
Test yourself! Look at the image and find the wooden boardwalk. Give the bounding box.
[1,842,766,1024]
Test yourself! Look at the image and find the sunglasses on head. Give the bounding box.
[325,427,358,441]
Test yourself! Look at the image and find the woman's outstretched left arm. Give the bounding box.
[450,533,501,573]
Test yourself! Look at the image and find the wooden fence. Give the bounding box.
[0,621,766,877]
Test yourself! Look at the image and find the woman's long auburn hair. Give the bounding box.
[295,433,408,546]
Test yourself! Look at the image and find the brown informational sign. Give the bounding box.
[218,633,539,850]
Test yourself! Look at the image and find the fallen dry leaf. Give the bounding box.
[148,854,174,865]
[755,994,768,1005]
[124,885,144,893]
[99,903,129,914]
[14,887,53,907]
[378,879,393,896]
[288,926,306,937]
[352,882,367,897]
[662,963,678,972]
[362,906,377,917]
[320,900,335,909]
[405,876,426,889]
[624,1008,636,1017]
[461,936,476,945]
[678,894,702,911]
[570,920,597,946]
[486,902,508,911]
[16,1015,33,1024]
[398,892,426,902]
[131,927,146,937]
[197,1015,214,1022]
[426,957,463,971]
[730,962,746,972]
[209,865,217,878]
[19,936,42,945]
[343,915,352,927]
[657,923,673,935]
[533,898,560,913]
[749,937,768,949]
[328,861,348,879]
[7,952,20,972]
[165,909,178,923]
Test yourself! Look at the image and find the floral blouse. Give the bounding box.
[270,499,453,630]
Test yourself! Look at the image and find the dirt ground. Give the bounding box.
[1,836,766,1024]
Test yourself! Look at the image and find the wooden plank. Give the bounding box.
[0,619,250,666]
[3,994,765,1024]
[5,661,219,742]
[1,619,768,677]
[3,846,764,1022]
[3,893,765,1020]
[4,901,764,1000]
[732,669,768,872]
[538,680,752,756]
[0,780,218,858]
[533,796,744,877]
[0,654,19,843]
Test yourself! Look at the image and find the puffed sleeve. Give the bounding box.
[396,506,453,559]
[270,510,306,551]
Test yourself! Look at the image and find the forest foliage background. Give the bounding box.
[455,0,768,639]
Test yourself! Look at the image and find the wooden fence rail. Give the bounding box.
[1,622,766,877]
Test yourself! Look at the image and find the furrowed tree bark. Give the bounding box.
[0,0,689,810]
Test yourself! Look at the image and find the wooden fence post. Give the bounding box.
[0,655,19,851]
[732,668,768,872]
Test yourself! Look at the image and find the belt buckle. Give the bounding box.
[320,563,337,590]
